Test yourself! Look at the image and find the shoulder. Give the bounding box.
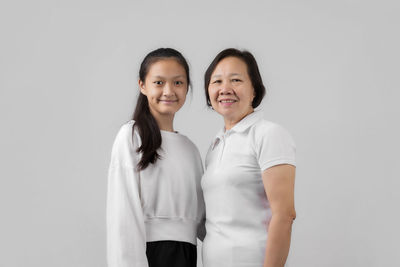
[113,120,136,145]
[250,119,288,136]
[110,120,140,160]
[176,133,202,154]
[116,120,135,136]
[179,133,198,147]
[166,132,202,162]
[250,119,295,146]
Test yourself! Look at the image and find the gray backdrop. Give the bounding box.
[1,0,399,266]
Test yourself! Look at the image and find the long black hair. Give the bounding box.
[133,48,190,171]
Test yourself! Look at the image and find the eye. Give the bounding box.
[154,81,163,85]
[175,81,184,86]
[232,78,242,83]
[212,80,222,84]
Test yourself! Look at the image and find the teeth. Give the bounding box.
[220,100,235,103]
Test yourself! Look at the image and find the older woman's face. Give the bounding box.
[208,56,255,123]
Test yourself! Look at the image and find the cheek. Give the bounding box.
[153,90,164,100]
[148,96,157,105]
[177,88,188,99]
[208,87,218,101]
[144,87,157,99]
[148,93,158,102]
[239,87,255,102]
[179,93,187,103]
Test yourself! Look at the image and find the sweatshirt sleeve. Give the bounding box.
[107,123,148,267]
[194,145,206,242]
[197,211,206,242]
[197,162,206,242]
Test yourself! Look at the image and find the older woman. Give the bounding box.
[201,48,296,267]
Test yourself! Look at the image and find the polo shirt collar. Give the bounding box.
[211,110,263,149]
[229,110,263,133]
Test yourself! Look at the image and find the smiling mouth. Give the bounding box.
[218,99,237,103]
[159,99,178,103]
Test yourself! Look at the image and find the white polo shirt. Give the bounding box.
[201,111,296,267]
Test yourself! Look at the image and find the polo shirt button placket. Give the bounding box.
[217,135,226,165]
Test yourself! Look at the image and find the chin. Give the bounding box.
[159,108,179,116]
[216,109,236,118]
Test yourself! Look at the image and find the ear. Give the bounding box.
[138,79,146,95]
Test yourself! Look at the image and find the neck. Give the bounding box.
[224,108,254,131]
[149,109,175,132]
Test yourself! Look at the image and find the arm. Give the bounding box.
[107,125,148,267]
[262,164,296,267]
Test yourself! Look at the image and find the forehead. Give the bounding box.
[147,58,186,77]
[212,56,248,76]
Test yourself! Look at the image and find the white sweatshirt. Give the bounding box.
[107,120,205,267]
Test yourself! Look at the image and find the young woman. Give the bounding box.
[107,48,205,267]
[201,48,296,267]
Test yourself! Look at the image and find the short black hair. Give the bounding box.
[204,48,266,108]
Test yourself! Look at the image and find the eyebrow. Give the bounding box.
[152,75,186,79]
[211,73,243,79]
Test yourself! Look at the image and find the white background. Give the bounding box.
[1,0,399,266]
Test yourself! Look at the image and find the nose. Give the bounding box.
[219,81,233,95]
[163,82,175,97]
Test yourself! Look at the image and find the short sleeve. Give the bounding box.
[255,123,296,171]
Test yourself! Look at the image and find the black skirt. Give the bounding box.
[146,240,197,267]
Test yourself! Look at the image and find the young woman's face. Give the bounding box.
[139,59,188,118]
[208,56,255,122]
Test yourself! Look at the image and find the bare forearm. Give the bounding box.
[263,215,294,267]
